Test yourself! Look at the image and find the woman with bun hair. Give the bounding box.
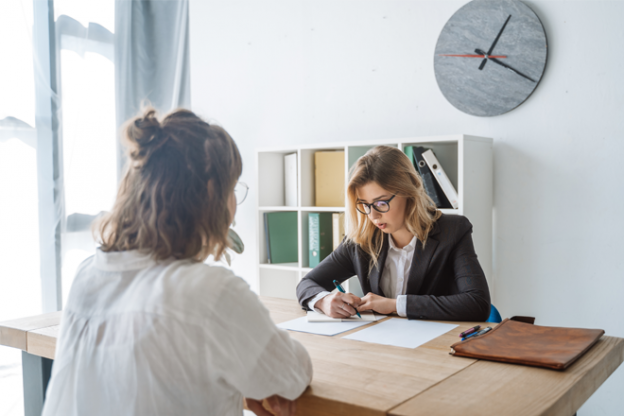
[43,108,312,416]
[297,145,491,321]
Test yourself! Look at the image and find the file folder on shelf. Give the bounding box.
[264,212,298,264]
[422,149,459,209]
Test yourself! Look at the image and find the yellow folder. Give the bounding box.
[314,151,345,207]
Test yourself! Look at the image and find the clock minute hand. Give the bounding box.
[479,14,512,70]
[475,48,536,83]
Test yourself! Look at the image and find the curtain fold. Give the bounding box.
[114,0,191,178]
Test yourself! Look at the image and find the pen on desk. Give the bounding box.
[459,325,481,338]
[332,280,362,318]
[461,326,492,341]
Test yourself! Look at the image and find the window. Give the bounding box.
[0,1,115,414]
[55,0,116,304]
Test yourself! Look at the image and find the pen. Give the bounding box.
[461,326,492,341]
[332,280,362,318]
[459,325,481,338]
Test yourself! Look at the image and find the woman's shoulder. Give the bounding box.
[431,213,473,240]
[173,261,250,297]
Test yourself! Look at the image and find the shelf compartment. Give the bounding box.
[402,141,459,194]
[300,147,346,207]
[259,268,298,300]
[257,150,298,207]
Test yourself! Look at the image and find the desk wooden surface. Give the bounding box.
[1,297,623,416]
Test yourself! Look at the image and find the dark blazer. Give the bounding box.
[296,214,491,321]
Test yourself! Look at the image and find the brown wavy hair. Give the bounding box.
[96,107,242,262]
[346,145,441,271]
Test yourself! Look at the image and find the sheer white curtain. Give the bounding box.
[0,2,39,414]
[0,1,190,415]
[115,0,191,174]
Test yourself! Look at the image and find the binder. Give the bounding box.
[406,146,451,209]
[309,213,333,267]
[314,151,345,207]
[284,153,298,207]
[264,212,298,264]
[332,212,345,250]
[422,149,459,209]
[264,213,271,263]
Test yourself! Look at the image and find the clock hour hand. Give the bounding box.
[475,48,536,83]
[479,14,512,70]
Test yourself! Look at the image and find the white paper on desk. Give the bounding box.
[343,318,458,349]
[306,311,382,323]
[277,316,372,336]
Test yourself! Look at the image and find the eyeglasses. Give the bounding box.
[355,195,396,215]
[234,181,249,205]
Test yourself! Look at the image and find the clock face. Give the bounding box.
[434,0,547,117]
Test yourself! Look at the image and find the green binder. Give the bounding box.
[404,145,415,165]
[265,212,298,264]
[309,213,333,267]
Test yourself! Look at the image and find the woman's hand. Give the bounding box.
[359,292,397,315]
[245,395,296,416]
[317,292,362,318]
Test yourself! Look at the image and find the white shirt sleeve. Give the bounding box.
[214,276,313,401]
[396,295,408,317]
[307,291,331,313]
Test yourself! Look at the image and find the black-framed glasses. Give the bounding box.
[234,181,248,205]
[356,195,396,215]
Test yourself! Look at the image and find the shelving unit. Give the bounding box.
[256,135,493,300]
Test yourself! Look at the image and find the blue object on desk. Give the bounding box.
[487,304,502,324]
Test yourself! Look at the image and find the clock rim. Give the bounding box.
[433,0,549,117]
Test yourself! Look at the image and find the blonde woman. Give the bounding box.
[43,108,311,416]
[297,146,490,321]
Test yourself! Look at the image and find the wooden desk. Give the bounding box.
[1,297,623,416]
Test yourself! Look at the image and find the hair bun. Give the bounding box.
[125,108,167,162]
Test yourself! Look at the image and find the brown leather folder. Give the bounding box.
[450,318,605,370]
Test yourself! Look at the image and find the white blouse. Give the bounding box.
[308,235,417,317]
[42,249,312,416]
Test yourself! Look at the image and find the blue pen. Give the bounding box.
[332,280,362,318]
[461,326,492,341]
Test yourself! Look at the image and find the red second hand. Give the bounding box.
[439,54,507,58]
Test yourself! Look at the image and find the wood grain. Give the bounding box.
[28,325,60,360]
[0,312,62,351]
[389,336,624,416]
[2,298,622,416]
[262,298,485,415]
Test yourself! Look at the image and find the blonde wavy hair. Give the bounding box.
[96,107,242,262]
[346,145,441,271]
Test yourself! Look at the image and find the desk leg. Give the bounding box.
[22,351,53,416]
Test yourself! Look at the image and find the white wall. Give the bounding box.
[189,1,624,414]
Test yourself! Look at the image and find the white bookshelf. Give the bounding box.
[256,135,493,301]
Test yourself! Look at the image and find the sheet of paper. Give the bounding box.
[277,316,372,336]
[343,318,458,349]
[306,311,383,323]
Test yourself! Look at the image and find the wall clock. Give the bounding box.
[434,0,547,117]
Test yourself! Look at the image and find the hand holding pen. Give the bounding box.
[316,281,362,318]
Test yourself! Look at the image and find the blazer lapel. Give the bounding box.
[406,235,439,295]
[369,233,388,297]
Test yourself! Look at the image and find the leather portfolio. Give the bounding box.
[450,318,604,370]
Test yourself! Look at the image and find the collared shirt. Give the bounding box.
[308,235,417,317]
[42,249,312,416]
